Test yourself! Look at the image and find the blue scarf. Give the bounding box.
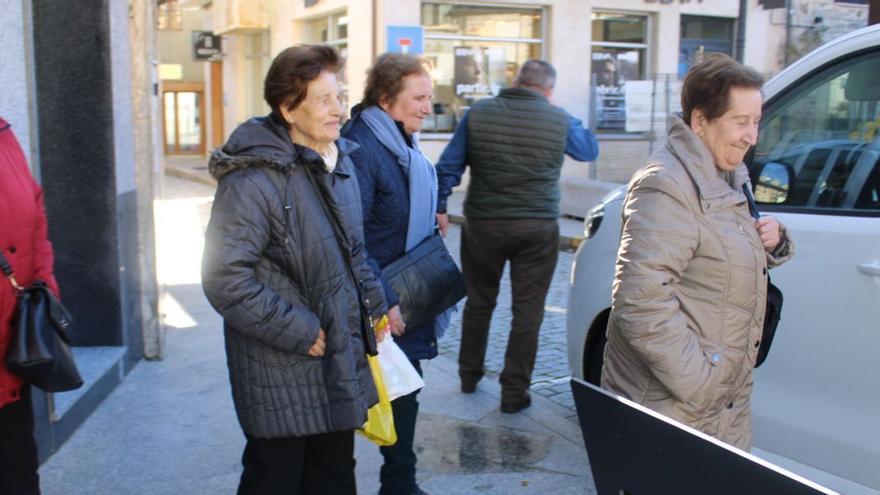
[358,106,453,337]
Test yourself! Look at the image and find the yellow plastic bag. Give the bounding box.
[358,354,397,446]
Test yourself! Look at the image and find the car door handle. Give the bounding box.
[858,263,880,277]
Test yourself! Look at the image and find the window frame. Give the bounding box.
[421,1,547,51]
[589,10,653,135]
[419,1,547,133]
[745,47,880,218]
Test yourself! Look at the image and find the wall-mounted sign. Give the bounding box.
[386,25,424,55]
[193,31,222,61]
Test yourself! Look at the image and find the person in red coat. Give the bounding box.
[0,117,59,494]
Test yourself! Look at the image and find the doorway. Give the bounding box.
[162,82,206,155]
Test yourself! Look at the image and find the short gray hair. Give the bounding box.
[514,59,556,90]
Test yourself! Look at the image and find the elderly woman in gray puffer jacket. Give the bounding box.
[201,45,386,495]
[601,54,794,451]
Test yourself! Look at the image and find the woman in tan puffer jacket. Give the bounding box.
[601,54,794,451]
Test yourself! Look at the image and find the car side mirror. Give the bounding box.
[754,162,791,204]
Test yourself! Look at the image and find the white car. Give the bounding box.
[566,24,880,494]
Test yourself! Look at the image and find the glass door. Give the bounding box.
[162,84,205,155]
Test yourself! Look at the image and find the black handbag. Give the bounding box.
[0,252,83,392]
[381,233,466,329]
[742,185,784,369]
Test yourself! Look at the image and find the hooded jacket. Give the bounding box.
[201,115,386,439]
[601,114,794,450]
[0,118,59,409]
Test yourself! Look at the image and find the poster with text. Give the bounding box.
[454,46,505,100]
[592,50,642,131]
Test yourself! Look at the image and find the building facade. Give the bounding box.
[180,0,868,194]
[0,0,161,461]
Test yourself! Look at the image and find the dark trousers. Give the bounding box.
[0,386,40,495]
[238,429,356,495]
[379,360,422,495]
[458,218,559,404]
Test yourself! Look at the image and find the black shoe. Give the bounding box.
[413,488,430,495]
[500,395,532,414]
[461,382,476,394]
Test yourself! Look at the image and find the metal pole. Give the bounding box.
[648,75,657,155]
[663,74,671,150]
[735,0,747,63]
[784,0,792,66]
[589,73,598,180]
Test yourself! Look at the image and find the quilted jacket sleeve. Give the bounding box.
[349,137,400,309]
[610,169,720,405]
[202,172,321,354]
[350,159,390,318]
[350,233,388,320]
[767,223,794,268]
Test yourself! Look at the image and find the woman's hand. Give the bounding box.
[437,213,449,237]
[754,216,781,253]
[308,329,327,357]
[388,305,406,337]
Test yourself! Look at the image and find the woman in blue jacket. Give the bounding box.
[342,53,440,495]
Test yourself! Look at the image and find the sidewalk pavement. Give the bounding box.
[37,172,597,494]
[39,283,595,494]
[164,155,591,251]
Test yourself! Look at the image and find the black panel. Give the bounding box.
[31,0,122,346]
[570,379,831,495]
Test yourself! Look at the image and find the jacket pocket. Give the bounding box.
[692,340,732,416]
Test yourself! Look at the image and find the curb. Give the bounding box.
[448,214,583,252]
[165,166,216,187]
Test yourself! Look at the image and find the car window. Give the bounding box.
[748,50,880,215]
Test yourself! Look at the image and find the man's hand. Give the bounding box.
[308,329,326,357]
[388,305,406,337]
[754,216,781,253]
[437,213,449,237]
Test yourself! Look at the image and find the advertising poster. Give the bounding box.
[623,80,653,133]
[454,46,505,100]
[592,50,641,131]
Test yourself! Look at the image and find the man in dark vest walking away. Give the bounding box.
[435,59,599,413]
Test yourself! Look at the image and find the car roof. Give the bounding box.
[765,24,880,100]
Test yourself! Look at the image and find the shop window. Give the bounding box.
[244,31,270,120]
[679,16,734,79]
[157,0,183,31]
[303,11,349,112]
[590,13,648,133]
[420,2,544,132]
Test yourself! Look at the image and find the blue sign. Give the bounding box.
[386,25,424,55]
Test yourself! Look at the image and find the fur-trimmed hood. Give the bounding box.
[209,115,358,181]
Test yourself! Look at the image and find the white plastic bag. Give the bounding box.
[377,338,425,401]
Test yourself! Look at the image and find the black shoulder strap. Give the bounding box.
[742,183,761,220]
[0,250,13,278]
[302,164,378,356]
